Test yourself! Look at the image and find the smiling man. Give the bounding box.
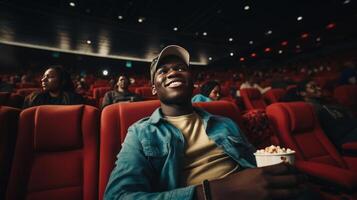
[104,45,311,200]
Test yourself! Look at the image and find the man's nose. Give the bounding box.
[166,68,179,78]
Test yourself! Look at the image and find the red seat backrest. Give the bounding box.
[240,88,267,110]
[333,85,357,110]
[266,102,347,168]
[6,105,99,200]
[0,106,20,198]
[93,87,111,100]
[99,100,243,200]
[264,88,286,104]
[16,88,41,97]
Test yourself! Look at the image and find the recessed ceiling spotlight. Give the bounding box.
[316,37,321,42]
[240,57,245,62]
[69,2,76,7]
[203,32,207,36]
[264,47,271,52]
[281,41,288,46]
[244,5,250,10]
[208,57,212,61]
[86,40,92,44]
[278,50,283,54]
[102,69,109,76]
[297,16,303,21]
[251,53,257,57]
[249,40,254,45]
[296,45,301,49]
[343,0,351,4]
[266,30,273,35]
[229,37,234,42]
[138,17,145,23]
[118,15,123,20]
[230,52,234,56]
[173,27,178,31]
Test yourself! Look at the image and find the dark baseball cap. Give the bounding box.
[150,45,190,84]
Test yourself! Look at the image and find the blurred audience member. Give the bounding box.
[238,76,271,96]
[339,61,356,85]
[101,74,143,108]
[288,79,357,149]
[192,80,221,102]
[0,76,15,92]
[23,66,84,108]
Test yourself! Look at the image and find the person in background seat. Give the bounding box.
[191,80,221,102]
[101,74,143,109]
[23,65,84,108]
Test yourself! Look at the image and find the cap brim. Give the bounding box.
[157,45,190,66]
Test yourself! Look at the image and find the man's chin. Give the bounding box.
[159,95,192,106]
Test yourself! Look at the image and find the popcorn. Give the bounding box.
[255,145,294,155]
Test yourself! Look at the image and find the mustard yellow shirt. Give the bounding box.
[165,112,238,186]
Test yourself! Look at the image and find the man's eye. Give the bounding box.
[157,70,166,75]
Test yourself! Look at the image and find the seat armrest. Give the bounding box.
[295,160,357,190]
[342,142,357,152]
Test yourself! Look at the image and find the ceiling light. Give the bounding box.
[118,15,123,20]
[249,40,254,45]
[281,41,288,46]
[69,2,76,7]
[240,57,245,62]
[208,57,212,61]
[86,40,92,44]
[251,53,256,57]
[297,16,303,21]
[301,33,309,39]
[343,0,350,4]
[278,50,283,54]
[138,17,145,23]
[244,5,250,10]
[229,37,234,42]
[102,70,109,76]
[264,47,271,52]
[173,27,178,31]
[265,30,273,35]
[296,45,301,49]
[230,52,234,56]
[203,32,207,36]
[316,37,321,42]
[326,23,336,29]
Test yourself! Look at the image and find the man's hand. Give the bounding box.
[196,163,306,200]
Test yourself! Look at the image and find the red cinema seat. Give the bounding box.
[6,105,100,200]
[0,92,11,105]
[99,100,243,200]
[333,85,357,114]
[0,106,20,199]
[263,88,286,104]
[135,87,157,100]
[16,88,41,97]
[266,102,357,191]
[92,87,111,100]
[240,88,267,110]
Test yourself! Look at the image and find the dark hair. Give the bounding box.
[200,81,220,97]
[48,65,75,92]
[296,79,311,94]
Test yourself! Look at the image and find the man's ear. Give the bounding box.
[152,85,157,95]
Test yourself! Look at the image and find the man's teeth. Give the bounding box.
[168,81,183,87]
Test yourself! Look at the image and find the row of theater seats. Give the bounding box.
[1,101,357,200]
[240,85,357,113]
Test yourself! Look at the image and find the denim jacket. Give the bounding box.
[104,107,256,200]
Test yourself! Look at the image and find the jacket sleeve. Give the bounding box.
[101,92,112,109]
[104,127,196,200]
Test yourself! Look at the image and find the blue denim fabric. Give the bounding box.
[104,107,256,200]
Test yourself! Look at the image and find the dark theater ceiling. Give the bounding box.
[0,0,356,65]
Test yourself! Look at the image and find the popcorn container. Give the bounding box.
[254,151,295,167]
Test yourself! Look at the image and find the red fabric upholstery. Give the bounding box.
[6,105,99,200]
[16,88,41,97]
[93,87,111,100]
[240,88,267,110]
[134,87,157,100]
[266,102,357,190]
[99,100,244,200]
[0,106,20,199]
[333,85,357,113]
[263,88,286,104]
